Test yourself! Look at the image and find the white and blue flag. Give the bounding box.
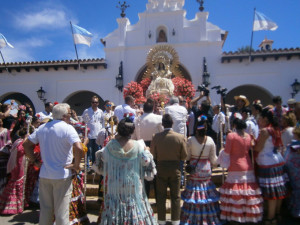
[72,24,93,47]
[0,33,14,49]
[253,11,278,31]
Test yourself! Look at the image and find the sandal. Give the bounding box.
[264,218,277,225]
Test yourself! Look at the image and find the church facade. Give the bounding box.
[0,0,299,114]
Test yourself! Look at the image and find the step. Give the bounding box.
[85,183,99,196]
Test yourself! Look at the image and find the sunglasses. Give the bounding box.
[106,104,112,107]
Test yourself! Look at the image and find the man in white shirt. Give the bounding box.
[114,95,136,122]
[241,107,259,139]
[212,105,225,154]
[165,96,188,136]
[36,102,53,121]
[23,103,83,225]
[132,99,163,197]
[82,96,104,171]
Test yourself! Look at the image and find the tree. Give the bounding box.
[237,46,255,53]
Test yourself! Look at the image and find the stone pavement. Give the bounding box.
[0,200,300,225]
[0,166,299,224]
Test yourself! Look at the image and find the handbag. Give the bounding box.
[185,136,207,174]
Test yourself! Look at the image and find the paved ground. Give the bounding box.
[0,205,300,225]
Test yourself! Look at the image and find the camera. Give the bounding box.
[197,84,210,96]
[212,85,227,97]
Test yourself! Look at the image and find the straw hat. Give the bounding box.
[287,98,296,105]
[234,95,250,107]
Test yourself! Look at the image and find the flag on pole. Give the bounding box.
[71,24,93,47]
[253,11,278,31]
[0,33,14,49]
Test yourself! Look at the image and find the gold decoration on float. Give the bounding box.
[143,44,183,80]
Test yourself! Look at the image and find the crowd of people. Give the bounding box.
[0,93,299,225]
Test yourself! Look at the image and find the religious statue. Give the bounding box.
[143,44,182,97]
[146,55,175,97]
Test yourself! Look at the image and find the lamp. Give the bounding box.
[202,57,210,87]
[197,0,204,12]
[116,61,124,92]
[172,28,175,36]
[291,79,300,98]
[117,1,130,18]
[36,86,46,102]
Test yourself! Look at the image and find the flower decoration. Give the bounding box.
[123,81,146,104]
[233,112,243,120]
[148,92,169,105]
[139,77,151,93]
[171,77,196,103]
[123,112,135,122]
[18,105,26,110]
[54,101,59,105]
[197,115,207,122]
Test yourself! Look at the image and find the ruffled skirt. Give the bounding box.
[99,194,156,225]
[0,175,24,214]
[219,170,263,223]
[257,163,289,200]
[180,178,221,225]
[69,173,90,225]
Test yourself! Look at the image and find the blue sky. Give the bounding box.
[0,0,299,63]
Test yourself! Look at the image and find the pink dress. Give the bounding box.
[0,139,25,214]
[219,132,263,223]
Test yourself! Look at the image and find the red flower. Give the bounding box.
[172,77,196,104]
[123,81,146,104]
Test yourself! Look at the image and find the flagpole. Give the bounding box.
[0,50,9,73]
[70,21,81,70]
[249,8,256,63]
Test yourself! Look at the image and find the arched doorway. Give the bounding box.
[225,85,273,106]
[64,91,104,115]
[0,92,35,113]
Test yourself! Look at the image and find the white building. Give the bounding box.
[0,0,299,114]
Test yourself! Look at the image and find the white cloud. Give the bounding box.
[21,37,52,48]
[15,9,69,30]
[0,37,52,62]
[0,46,35,63]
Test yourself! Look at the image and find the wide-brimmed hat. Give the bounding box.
[287,98,296,105]
[234,95,250,107]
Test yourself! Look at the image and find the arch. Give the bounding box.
[225,85,273,106]
[156,26,168,43]
[135,63,192,83]
[63,91,104,115]
[0,92,36,114]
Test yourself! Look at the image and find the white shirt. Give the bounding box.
[114,104,136,122]
[212,112,225,133]
[36,110,53,121]
[165,103,188,135]
[281,127,294,150]
[245,118,259,139]
[29,120,80,179]
[82,107,104,139]
[132,112,163,141]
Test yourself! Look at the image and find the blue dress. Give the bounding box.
[98,139,157,225]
